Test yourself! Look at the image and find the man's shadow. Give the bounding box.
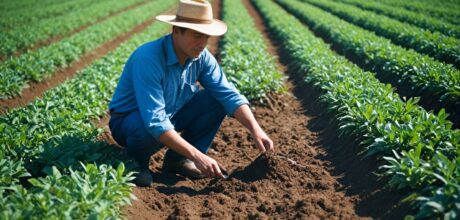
[156,154,271,196]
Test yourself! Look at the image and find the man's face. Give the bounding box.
[174,28,210,59]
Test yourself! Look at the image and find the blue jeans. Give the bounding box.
[109,89,226,169]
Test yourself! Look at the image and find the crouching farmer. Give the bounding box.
[108,0,273,186]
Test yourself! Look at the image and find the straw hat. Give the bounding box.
[156,0,227,36]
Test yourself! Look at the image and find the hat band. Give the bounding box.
[176,15,212,24]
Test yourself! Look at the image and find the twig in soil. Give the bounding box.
[272,154,307,169]
[264,93,277,113]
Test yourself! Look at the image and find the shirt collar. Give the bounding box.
[164,34,202,66]
[165,34,179,66]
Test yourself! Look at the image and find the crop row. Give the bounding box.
[0,0,64,13]
[220,0,285,103]
[334,0,460,39]
[0,0,171,99]
[377,0,460,26]
[252,0,459,218]
[305,0,460,68]
[277,0,460,121]
[0,0,97,30]
[0,0,146,57]
[0,8,174,220]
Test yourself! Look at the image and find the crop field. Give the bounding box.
[0,0,459,219]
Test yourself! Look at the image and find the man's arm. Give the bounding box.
[198,50,273,152]
[159,130,224,178]
[233,104,274,152]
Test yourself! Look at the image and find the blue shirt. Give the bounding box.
[109,34,248,140]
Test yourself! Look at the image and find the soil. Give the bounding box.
[122,90,368,219]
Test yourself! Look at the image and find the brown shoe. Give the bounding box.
[163,157,206,179]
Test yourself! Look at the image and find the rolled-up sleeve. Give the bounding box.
[199,51,249,116]
[132,56,174,140]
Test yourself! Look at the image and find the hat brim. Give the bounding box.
[156,15,227,36]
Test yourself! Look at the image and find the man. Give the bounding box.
[108,0,274,187]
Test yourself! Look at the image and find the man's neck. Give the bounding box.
[172,35,187,66]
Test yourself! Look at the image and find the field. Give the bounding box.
[1,0,459,219]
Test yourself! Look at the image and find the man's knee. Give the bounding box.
[200,89,226,117]
[126,125,161,150]
[111,111,162,153]
[125,126,162,168]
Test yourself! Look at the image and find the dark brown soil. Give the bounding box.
[0,5,177,114]
[122,89,369,219]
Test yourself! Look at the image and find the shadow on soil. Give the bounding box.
[152,172,187,185]
[228,153,271,182]
[156,154,271,197]
[156,185,212,197]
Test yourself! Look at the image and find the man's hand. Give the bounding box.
[159,130,225,178]
[192,152,224,178]
[234,104,275,153]
[252,129,274,152]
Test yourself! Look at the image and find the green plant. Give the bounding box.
[0,163,135,220]
[221,0,285,104]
